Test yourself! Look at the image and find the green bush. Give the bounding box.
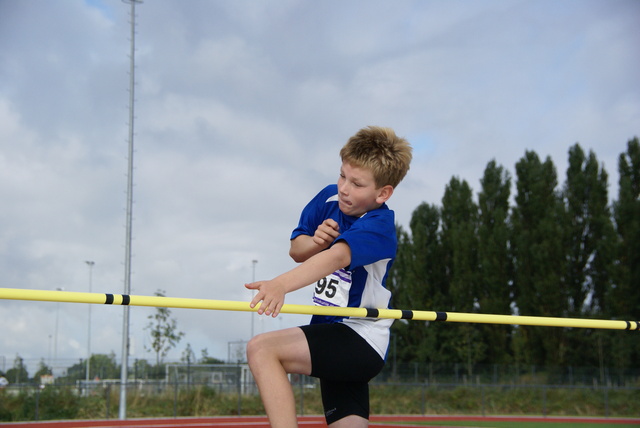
[1,383,638,422]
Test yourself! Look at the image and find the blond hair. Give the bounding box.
[340,126,412,188]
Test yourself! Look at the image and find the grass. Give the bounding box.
[367,383,640,417]
[0,383,638,423]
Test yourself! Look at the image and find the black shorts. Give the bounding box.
[300,322,385,424]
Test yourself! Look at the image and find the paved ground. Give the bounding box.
[1,415,638,427]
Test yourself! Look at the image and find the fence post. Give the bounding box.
[105,383,111,419]
[237,365,242,417]
[299,375,305,416]
[173,377,178,418]
[34,386,40,421]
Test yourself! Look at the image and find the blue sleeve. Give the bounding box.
[290,185,337,240]
[338,209,397,269]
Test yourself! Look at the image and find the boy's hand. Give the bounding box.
[313,219,340,249]
[245,279,286,318]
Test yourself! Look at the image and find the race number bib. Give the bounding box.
[313,268,352,307]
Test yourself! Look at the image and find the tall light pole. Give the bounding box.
[54,287,64,372]
[120,0,142,420]
[250,260,258,338]
[85,261,95,393]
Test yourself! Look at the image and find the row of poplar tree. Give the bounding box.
[388,137,639,370]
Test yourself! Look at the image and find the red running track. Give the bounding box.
[1,415,638,427]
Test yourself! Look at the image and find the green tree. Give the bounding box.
[611,137,640,368]
[389,203,448,364]
[387,139,638,369]
[441,177,479,312]
[62,353,120,381]
[511,151,565,366]
[63,359,85,381]
[388,224,421,364]
[132,359,152,380]
[5,355,29,384]
[145,290,185,367]
[199,348,225,364]
[181,343,196,364]
[92,352,120,379]
[477,160,513,364]
[563,144,615,316]
[612,137,640,318]
[33,359,52,382]
[440,177,484,371]
[561,144,616,367]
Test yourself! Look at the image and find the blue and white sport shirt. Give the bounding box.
[290,184,396,359]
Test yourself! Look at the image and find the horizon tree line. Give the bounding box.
[389,136,639,371]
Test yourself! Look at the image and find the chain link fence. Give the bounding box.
[2,363,638,422]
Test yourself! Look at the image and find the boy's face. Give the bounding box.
[337,161,393,217]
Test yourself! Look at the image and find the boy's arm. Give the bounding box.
[246,240,351,317]
[289,219,340,263]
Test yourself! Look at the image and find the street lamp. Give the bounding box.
[54,287,64,371]
[85,261,95,392]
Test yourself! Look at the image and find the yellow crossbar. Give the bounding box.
[0,287,637,331]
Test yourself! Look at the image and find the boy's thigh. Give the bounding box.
[248,326,312,375]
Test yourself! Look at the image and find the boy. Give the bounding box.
[245,126,412,427]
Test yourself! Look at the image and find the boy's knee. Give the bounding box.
[246,334,266,367]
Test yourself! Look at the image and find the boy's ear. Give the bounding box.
[376,185,394,204]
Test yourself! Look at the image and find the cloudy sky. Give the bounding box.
[1,0,638,376]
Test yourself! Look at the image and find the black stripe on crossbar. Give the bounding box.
[401,310,413,320]
[435,311,447,321]
[105,294,129,305]
[366,308,379,318]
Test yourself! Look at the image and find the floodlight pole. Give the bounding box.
[120,0,142,420]
[54,287,64,369]
[85,261,95,394]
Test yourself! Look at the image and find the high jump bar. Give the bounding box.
[0,287,637,331]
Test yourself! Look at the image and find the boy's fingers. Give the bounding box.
[248,286,264,309]
[272,303,282,317]
[261,297,274,315]
[325,218,340,231]
[245,282,259,290]
[250,295,260,309]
